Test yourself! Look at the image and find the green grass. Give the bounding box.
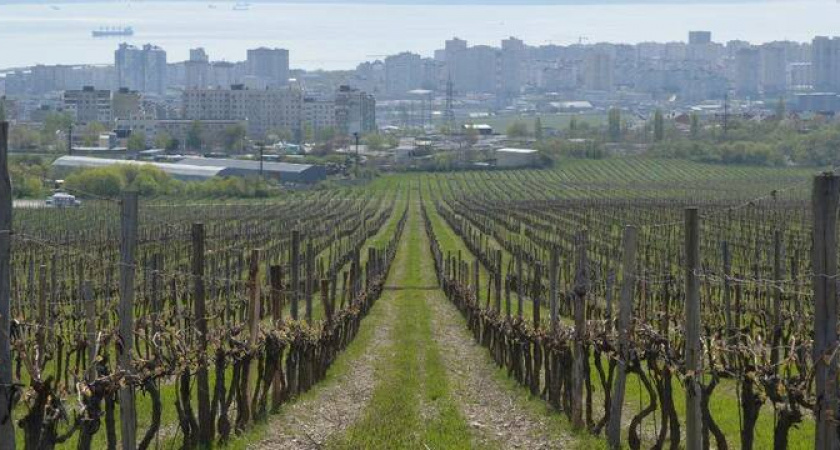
[330,200,473,449]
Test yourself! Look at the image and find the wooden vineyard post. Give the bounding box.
[812,173,840,450]
[533,263,542,328]
[684,207,702,450]
[83,282,96,382]
[722,241,734,346]
[305,239,313,323]
[771,229,784,367]
[37,265,47,372]
[473,259,479,301]
[607,225,637,450]
[549,248,559,332]
[571,230,588,431]
[321,279,333,326]
[242,249,261,425]
[494,249,502,313]
[0,120,14,450]
[516,254,523,318]
[192,223,213,446]
[119,191,138,450]
[291,230,300,320]
[270,265,284,409]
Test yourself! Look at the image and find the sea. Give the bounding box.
[0,0,837,71]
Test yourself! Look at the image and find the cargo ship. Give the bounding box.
[91,27,134,38]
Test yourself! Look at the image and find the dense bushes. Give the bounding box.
[63,164,275,198]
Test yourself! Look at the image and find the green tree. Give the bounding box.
[42,112,73,150]
[186,121,204,151]
[534,117,544,141]
[775,98,786,119]
[127,131,146,152]
[363,133,388,151]
[653,109,665,142]
[154,132,174,150]
[82,122,108,147]
[506,121,529,138]
[465,125,479,146]
[0,98,6,121]
[608,108,622,142]
[221,124,247,152]
[690,113,701,139]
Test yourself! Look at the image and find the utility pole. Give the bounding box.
[67,124,73,155]
[353,131,360,178]
[258,142,264,180]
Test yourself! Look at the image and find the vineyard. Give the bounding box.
[1,119,838,450]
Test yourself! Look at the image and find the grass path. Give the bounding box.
[329,198,474,449]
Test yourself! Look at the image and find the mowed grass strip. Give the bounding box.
[330,201,473,450]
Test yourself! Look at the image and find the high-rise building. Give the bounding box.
[584,51,613,91]
[385,52,423,97]
[115,43,167,95]
[812,36,840,92]
[462,45,499,94]
[185,48,210,89]
[500,37,526,99]
[735,48,761,97]
[335,85,376,135]
[689,31,712,45]
[445,37,468,93]
[246,47,290,87]
[760,44,787,96]
[209,61,236,88]
[787,62,813,90]
[63,86,112,124]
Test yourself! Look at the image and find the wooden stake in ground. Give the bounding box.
[0,121,15,450]
[812,173,840,450]
[571,229,588,431]
[684,207,702,450]
[192,223,213,446]
[119,191,139,450]
[607,225,636,449]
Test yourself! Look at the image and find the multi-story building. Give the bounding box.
[760,44,787,96]
[500,37,526,100]
[813,36,840,92]
[689,31,712,45]
[115,43,167,95]
[185,48,210,89]
[246,47,290,87]
[303,97,337,132]
[335,85,376,135]
[209,61,236,88]
[63,86,112,124]
[787,62,813,91]
[735,47,761,97]
[583,51,613,91]
[112,88,142,120]
[384,52,423,97]
[182,85,303,138]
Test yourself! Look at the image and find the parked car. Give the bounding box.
[46,192,82,208]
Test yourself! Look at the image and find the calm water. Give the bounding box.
[0,0,837,70]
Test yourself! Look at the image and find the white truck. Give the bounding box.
[46,192,82,208]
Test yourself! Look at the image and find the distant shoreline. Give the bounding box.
[0,0,776,5]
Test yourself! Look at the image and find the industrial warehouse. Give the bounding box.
[51,156,327,184]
